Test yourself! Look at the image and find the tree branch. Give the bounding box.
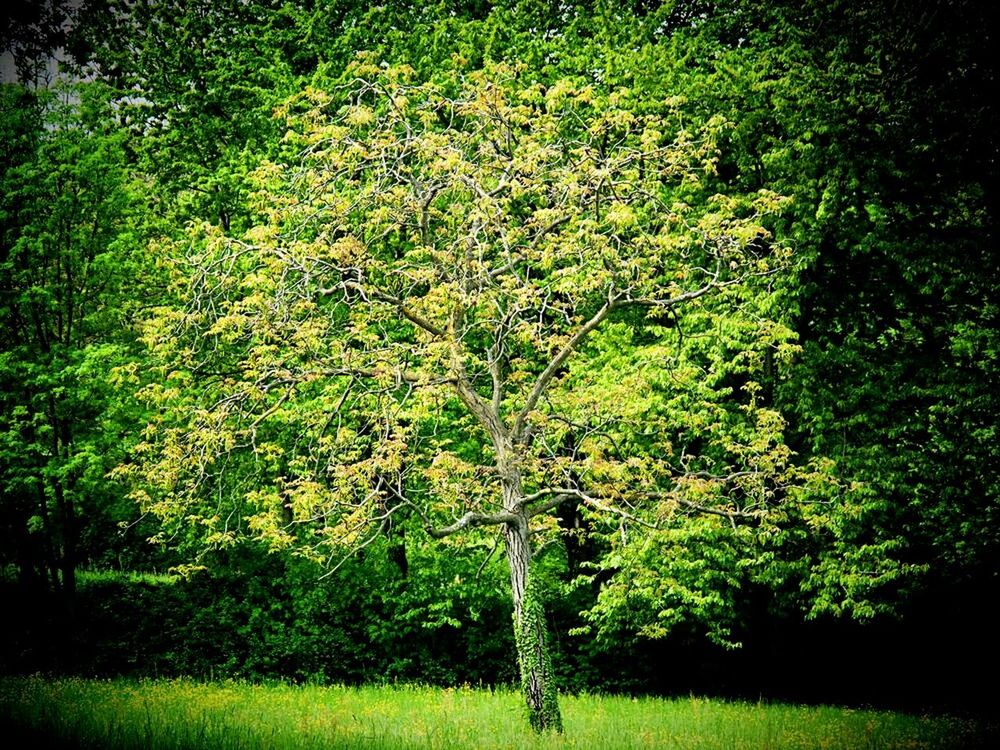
[426,509,518,538]
[521,486,760,531]
[520,487,658,529]
[373,290,447,338]
[522,494,568,518]
[674,497,759,521]
[322,366,455,388]
[513,293,618,443]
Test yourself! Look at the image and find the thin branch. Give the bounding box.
[674,497,759,521]
[475,531,503,580]
[318,517,390,580]
[513,293,618,443]
[373,290,446,338]
[521,485,760,532]
[331,280,447,339]
[249,386,294,431]
[322,366,455,387]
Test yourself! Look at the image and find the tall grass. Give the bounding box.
[1,567,179,586]
[0,677,990,749]
[76,569,179,586]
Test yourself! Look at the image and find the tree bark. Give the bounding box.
[452,366,562,732]
[501,478,562,733]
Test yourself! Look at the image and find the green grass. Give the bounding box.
[0,677,991,749]
[76,568,179,586]
[1,567,179,587]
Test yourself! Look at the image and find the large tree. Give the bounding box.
[127,59,815,731]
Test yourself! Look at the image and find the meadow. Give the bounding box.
[0,677,991,750]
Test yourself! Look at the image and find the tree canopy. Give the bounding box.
[123,56,844,729]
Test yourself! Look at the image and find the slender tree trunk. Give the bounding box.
[501,480,562,733]
[458,363,563,732]
[51,477,78,609]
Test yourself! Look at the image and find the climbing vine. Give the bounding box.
[514,581,562,733]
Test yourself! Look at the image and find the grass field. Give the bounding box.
[0,677,992,749]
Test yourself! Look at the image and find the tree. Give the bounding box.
[69,0,301,231]
[0,0,76,85]
[0,82,150,602]
[673,0,999,622]
[126,58,809,731]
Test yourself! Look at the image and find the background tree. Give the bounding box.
[0,82,152,606]
[528,0,999,648]
[0,0,76,85]
[69,0,302,231]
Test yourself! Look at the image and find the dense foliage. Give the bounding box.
[1,0,995,721]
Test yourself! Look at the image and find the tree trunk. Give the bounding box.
[502,498,562,733]
[51,477,78,611]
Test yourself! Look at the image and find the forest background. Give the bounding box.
[1,0,996,719]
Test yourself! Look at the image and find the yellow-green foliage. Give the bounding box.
[126,57,804,588]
